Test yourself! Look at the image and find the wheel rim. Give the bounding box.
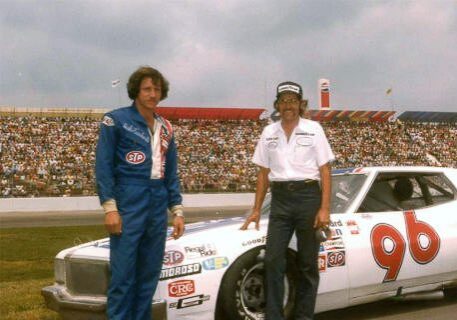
[240,262,290,319]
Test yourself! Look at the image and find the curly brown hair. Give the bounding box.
[127,66,169,101]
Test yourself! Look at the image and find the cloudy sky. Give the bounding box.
[1,0,456,113]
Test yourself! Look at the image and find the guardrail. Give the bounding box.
[0,193,254,213]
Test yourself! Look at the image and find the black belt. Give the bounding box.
[270,179,318,191]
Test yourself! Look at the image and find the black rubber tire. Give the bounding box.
[444,286,457,301]
[215,246,297,320]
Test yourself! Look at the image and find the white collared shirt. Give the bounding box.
[252,118,335,181]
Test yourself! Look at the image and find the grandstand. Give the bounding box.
[1,106,455,198]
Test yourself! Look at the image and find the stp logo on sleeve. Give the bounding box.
[126,151,146,164]
[168,280,195,297]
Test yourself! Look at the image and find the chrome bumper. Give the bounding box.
[42,285,167,320]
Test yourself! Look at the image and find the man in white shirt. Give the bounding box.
[241,81,335,320]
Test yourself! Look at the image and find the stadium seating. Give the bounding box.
[0,115,455,197]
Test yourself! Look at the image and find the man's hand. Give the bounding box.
[314,207,330,229]
[172,216,185,239]
[240,209,261,231]
[105,211,122,235]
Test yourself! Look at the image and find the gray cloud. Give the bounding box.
[1,0,456,112]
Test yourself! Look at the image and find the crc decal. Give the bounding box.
[169,294,210,309]
[327,251,345,268]
[163,250,185,266]
[318,254,327,272]
[184,244,217,259]
[371,210,440,282]
[160,263,202,280]
[202,257,229,270]
[125,151,146,164]
[242,236,266,247]
[168,280,195,298]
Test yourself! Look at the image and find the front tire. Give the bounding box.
[216,246,297,320]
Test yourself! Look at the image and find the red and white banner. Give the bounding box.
[318,79,330,109]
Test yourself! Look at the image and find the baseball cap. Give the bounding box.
[276,81,303,99]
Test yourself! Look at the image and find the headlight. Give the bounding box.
[54,258,66,284]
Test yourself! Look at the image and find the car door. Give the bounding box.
[345,170,457,304]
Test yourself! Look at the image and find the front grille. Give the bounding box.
[66,257,110,296]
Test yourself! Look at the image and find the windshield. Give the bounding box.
[331,174,367,213]
[258,174,367,216]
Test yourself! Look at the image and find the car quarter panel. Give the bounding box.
[345,202,457,304]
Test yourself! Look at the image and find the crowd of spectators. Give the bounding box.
[1,114,455,197]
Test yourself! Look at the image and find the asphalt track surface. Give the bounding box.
[1,207,456,319]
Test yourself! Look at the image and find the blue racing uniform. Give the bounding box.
[96,104,182,320]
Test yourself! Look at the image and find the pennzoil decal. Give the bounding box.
[202,257,229,270]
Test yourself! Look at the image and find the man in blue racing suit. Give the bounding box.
[96,66,185,320]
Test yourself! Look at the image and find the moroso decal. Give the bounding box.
[327,251,345,268]
[163,250,185,266]
[169,294,210,309]
[126,151,145,164]
[168,280,195,298]
[202,257,229,270]
[160,263,202,280]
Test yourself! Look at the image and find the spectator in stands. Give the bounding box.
[0,113,455,198]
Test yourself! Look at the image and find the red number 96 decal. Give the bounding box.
[370,210,440,282]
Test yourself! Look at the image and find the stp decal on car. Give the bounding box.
[371,210,441,282]
[125,151,146,164]
[160,263,202,280]
[327,251,346,268]
[168,280,195,298]
[169,294,210,309]
[202,257,229,270]
[184,243,217,259]
[163,250,185,266]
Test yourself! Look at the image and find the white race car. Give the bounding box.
[42,167,457,319]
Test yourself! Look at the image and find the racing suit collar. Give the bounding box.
[131,103,169,133]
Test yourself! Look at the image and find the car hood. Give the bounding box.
[56,215,253,261]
